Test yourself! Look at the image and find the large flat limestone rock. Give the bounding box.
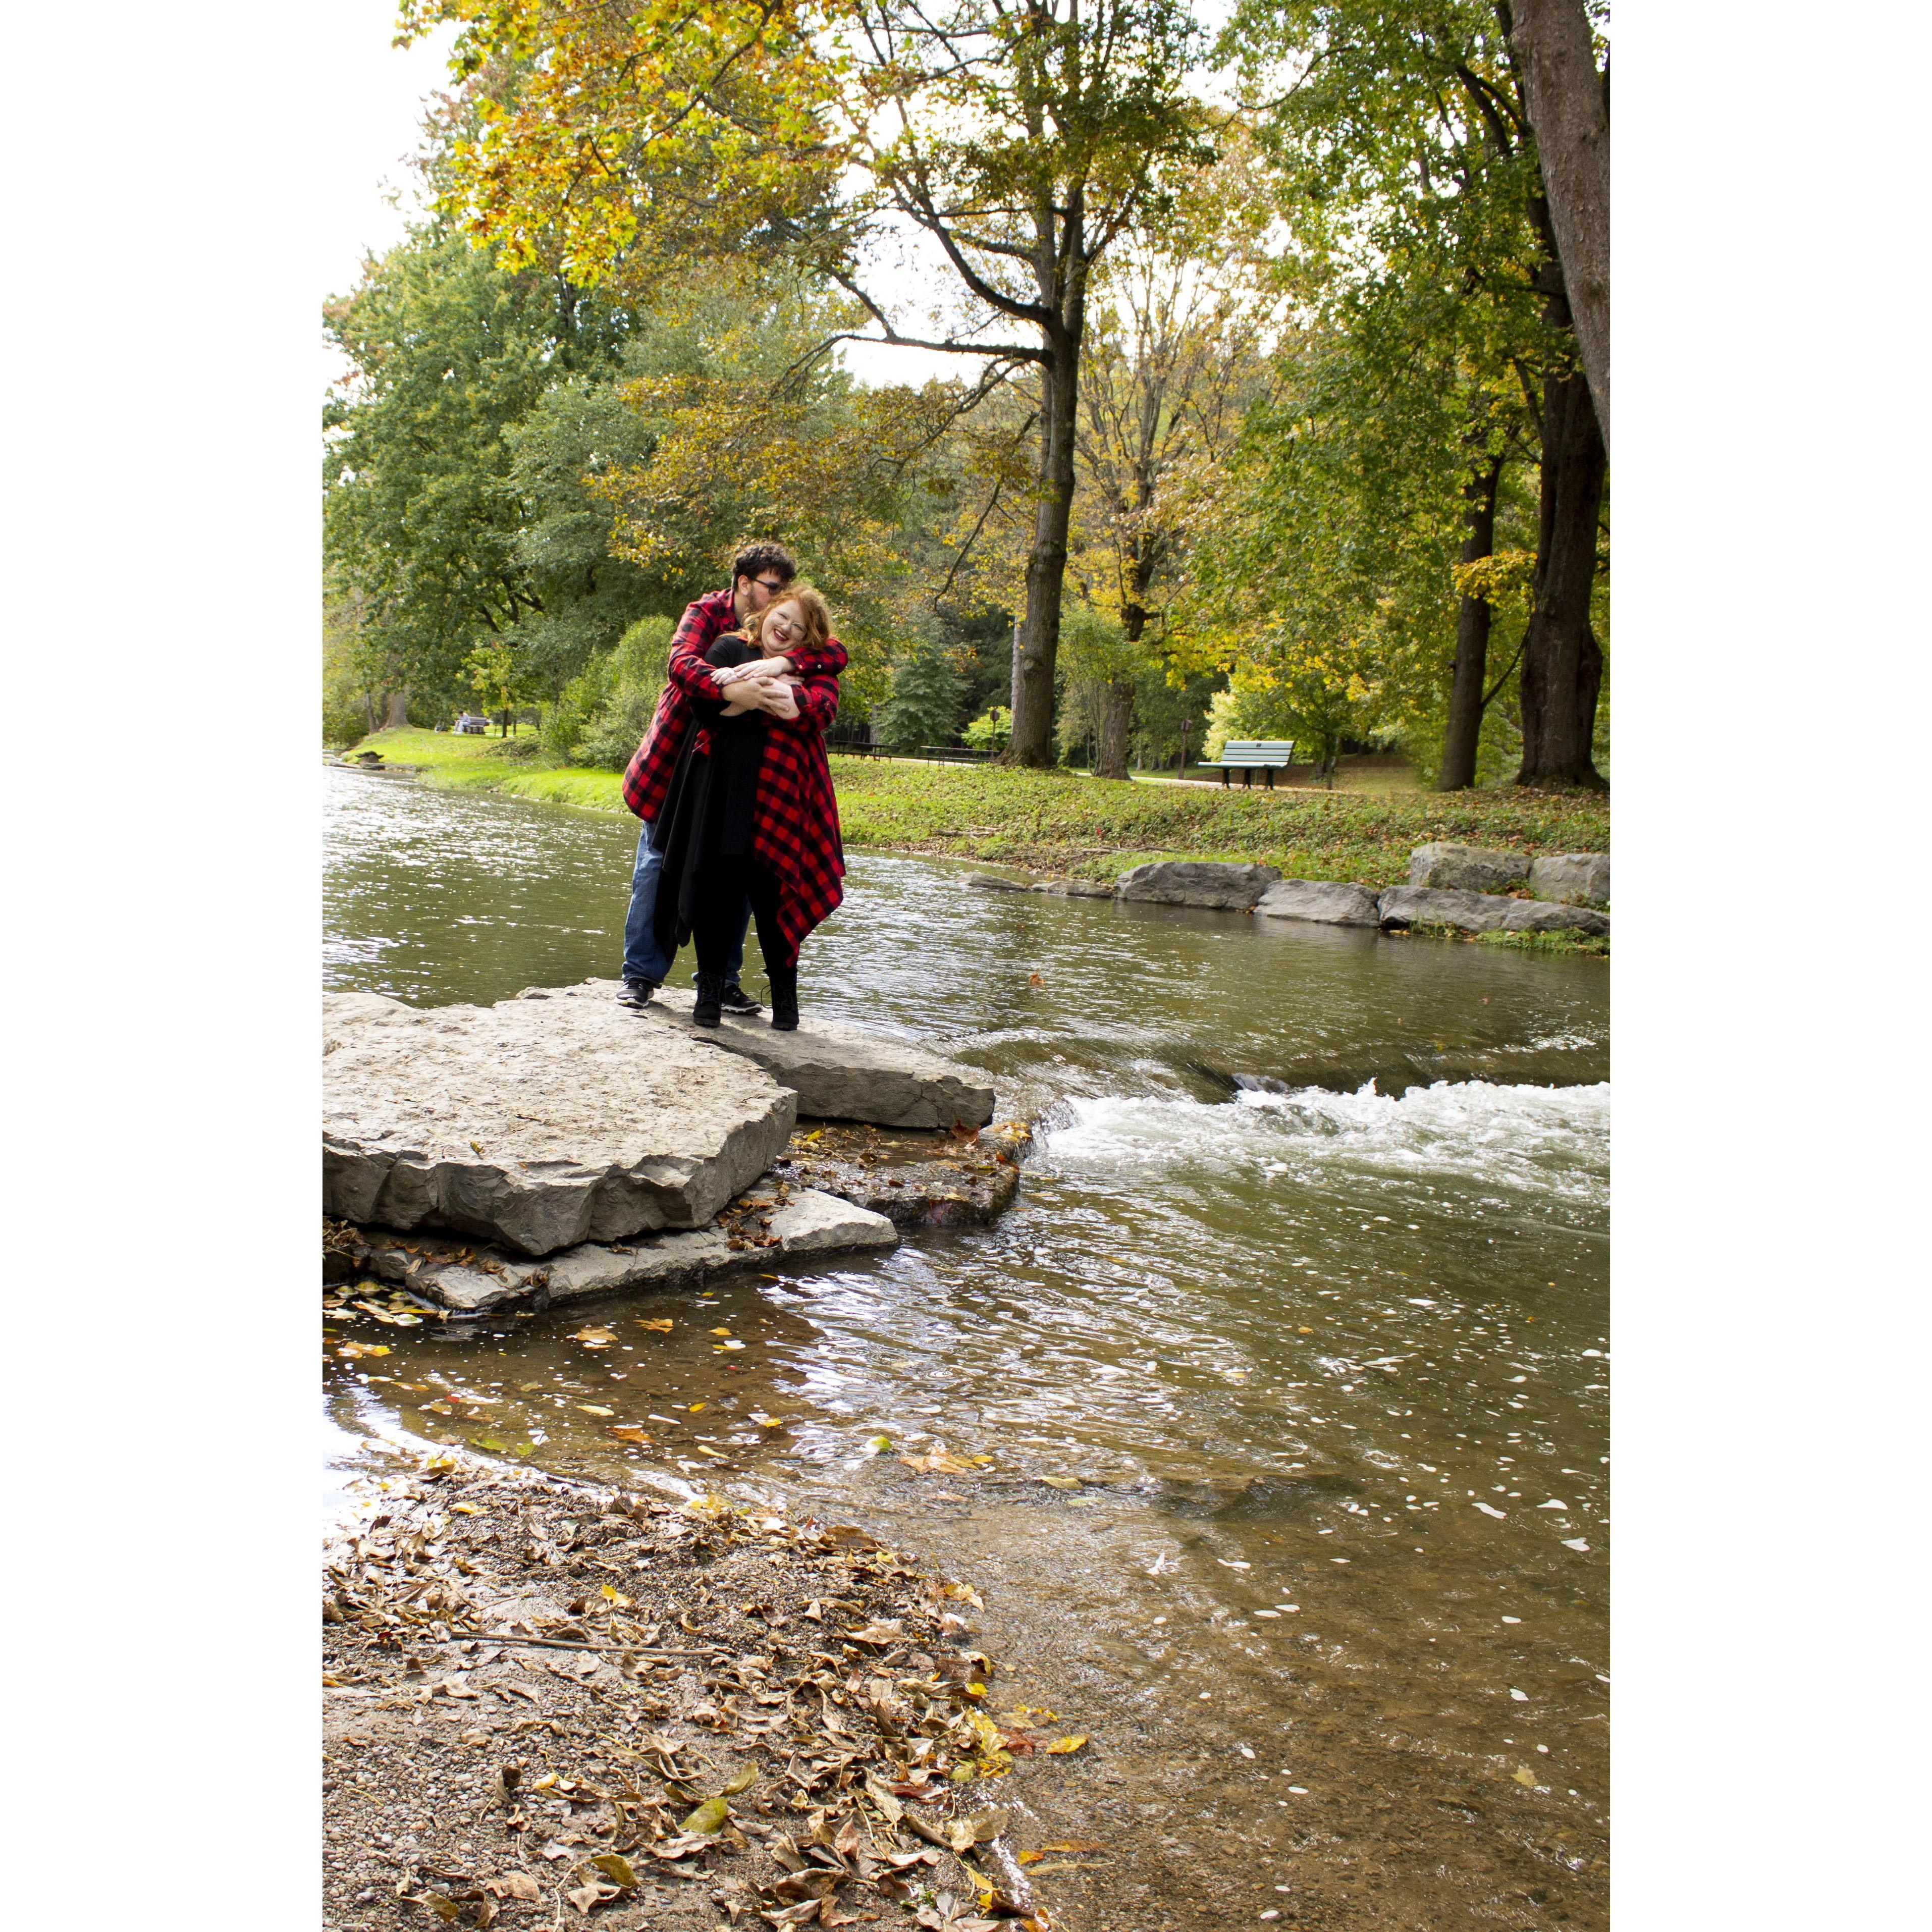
[577,982,996,1132]
[323,991,796,1256]
[339,1185,897,1312]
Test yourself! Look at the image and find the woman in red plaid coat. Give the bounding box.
[643,584,844,1030]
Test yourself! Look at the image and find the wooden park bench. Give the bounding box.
[1215,739,1296,787]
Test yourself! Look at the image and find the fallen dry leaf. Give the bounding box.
[572,1326,618,1349]
[575,1404,615,1418]
[607,1426,651,1445]
[636,1318,674,1332]
[1045,1735,1088,1754]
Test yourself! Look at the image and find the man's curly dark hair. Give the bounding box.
[730,541,797,590]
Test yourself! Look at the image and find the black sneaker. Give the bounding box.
[717,981,763,1016]
[615,978,658,1008]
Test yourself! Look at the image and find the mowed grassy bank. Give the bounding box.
[338,728,1607,886]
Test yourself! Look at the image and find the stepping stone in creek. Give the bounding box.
[583,982,997,1132]
[323,990,796,1256]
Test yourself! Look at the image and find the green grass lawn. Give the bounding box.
[337,728,1607,887]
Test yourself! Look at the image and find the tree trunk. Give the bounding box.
[364,693,380,733]
[1009,344,1081,767]
[1438,452,1505,790]
[1096,678,1135,779]
[385,690,409,729]
[1517,361,1606,788]
[1505,0,1610,454]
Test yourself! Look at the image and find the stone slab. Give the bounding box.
[582,982,996,1132]
[1406,843,1531,893]
[339,1185,898,1313]
[323,990,796,1256]
[1253,879,1383,927]
[1377,886,1608,938]
[1115,860,1280,909]
[1528,852,1610,905]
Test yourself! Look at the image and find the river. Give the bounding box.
[324,765,1609,1929]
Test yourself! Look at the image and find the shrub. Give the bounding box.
[963,706,1011,750]
[542,614,675,768]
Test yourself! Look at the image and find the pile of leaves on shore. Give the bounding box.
[325,1459,1101,1930]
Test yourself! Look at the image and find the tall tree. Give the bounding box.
[399,0,1215,766]
[1222,0,1606,789]
[1506,0,1609,452]
[1068,149,1281,777]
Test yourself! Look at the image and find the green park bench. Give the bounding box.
[1215,739,1297,787]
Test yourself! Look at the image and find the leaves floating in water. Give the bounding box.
[572,1326,617,1348]
[575,1404,615,1418]
[607,1425,651,1445]
[1038,1476,1082,1490]
[339,1341,390,1360]
[710,1326,734,1338]
[637,1318,675,1332]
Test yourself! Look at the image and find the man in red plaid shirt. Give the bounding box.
[616,542,848,1010]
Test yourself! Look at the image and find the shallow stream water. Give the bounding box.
[324,767,1609,1929]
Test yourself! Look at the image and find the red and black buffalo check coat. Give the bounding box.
[622,589,847,963]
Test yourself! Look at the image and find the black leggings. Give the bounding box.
[693,857,792,976]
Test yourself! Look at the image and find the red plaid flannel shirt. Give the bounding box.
[622,588,848,959]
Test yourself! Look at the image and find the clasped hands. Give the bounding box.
[716,654,801,721]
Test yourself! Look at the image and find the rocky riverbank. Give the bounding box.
[325,1458,1094,1931]
[969,844,1610,946]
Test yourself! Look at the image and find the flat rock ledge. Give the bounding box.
[589,982,995,1131]
[335,1182,898,1313]
[324,990,796,1257]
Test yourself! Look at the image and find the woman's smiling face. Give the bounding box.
[761,600,804,655]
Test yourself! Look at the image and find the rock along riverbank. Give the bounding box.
[970,843,1609,941]
[324,984,1016,1313]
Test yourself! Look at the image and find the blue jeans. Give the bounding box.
[621,820,748,985]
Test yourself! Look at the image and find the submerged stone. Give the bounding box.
[323,990,795,1256]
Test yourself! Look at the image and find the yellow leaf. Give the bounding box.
[1513,1766,1537,1787]
[687,1402,706,1414]
[1046,1735,1088,1755]
[601,1583,633,1606]
[709,1326,733,1338]
[451,1503,480,1515]
[572,1326,618,1348]
[637,1318,674,1332]
[340,1341,391,1359]
[576,1404,615,1417]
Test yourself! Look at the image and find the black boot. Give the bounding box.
[768,964,799,1032]
[692,972,725,1027]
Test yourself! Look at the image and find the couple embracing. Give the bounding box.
[616,543,845,1031]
